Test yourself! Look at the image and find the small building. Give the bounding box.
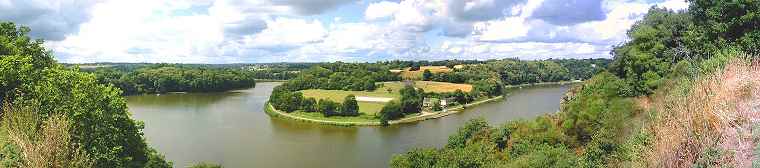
[422,98,439,108]
[440,97,456,108]
[423,97,457,111]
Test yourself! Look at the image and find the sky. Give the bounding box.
[0,0,689,63]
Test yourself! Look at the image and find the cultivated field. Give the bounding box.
[381,81,472,93]
[395,66,453,80]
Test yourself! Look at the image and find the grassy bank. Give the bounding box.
[265,94,505,126]
[267,81,576,126]
[299,81,473,114]
[504,80,583,88]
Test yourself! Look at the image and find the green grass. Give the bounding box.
[300,89,400,114]
[288,111,380,123]
[300,81,473,114]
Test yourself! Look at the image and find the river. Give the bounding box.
[127,82,573,168]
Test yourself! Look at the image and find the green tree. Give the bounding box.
[0,22,171,167]
[317,99,340,117]
[431,99,442,111]
[409,64,421,71]
[399,85,422,114]
[378,101,403,126]
[341,95,359,116]
[422,69,432,81]
[301,97,317,112]
[688,0,760,54]
[453,89,469,105]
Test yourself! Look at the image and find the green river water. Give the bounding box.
[127,82,572,167]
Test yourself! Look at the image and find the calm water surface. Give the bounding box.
[127,82,572,168]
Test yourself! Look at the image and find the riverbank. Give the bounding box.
[265,95,505,126]
[504,80,583,88]
[255,79,289,82]
[265,81,578,126]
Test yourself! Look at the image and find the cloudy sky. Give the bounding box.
[0,0,688,63]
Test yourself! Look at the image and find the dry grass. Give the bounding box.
[647,58,760,167]
[382,81,472,93]
[2,102,92,168]
[397,66,453,80]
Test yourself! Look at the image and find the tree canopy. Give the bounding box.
[0,22,171,167]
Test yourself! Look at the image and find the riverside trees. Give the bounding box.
[90,65,257,95]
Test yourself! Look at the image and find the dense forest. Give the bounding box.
[391,1,759,167]
[88,65,257,95]
[0,22,172,167]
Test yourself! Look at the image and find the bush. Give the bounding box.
[378,101,403,126]
[317,99,340,117]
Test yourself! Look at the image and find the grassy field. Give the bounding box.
[300,81,472,114]
[287,111,379,123]
[396,66,452,80]
[300,89,399,114]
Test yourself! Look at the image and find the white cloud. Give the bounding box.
[392,0,434,32]
[474,17,531,42]
[47,1,225,63]
[658,0,689,11]
[0,0,690,63]
[241,18,326,51]
[365,1,399,21]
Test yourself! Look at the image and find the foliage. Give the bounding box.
[609,7,693,96]
[301,97,317,112]
[421,69,432,81]
[317,99,341,117]
[340,95,359,116]
[394,2,760,167]
[90,65,257,95]
[378,101,403,126]
[1,101,93,168]
[446,118,490,148]
[687,0,760,55]
[399,85,423,114]
[431,99,442,111]
[0,21,171,167]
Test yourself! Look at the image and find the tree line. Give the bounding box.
[89,64,257,95]
[423,58,609,85]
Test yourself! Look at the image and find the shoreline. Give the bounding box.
[504,80,583,88]
[264,95,505,126]
[264,80,581,127]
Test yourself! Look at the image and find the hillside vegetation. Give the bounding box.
[391,1,760,167]
[0,22,171,167]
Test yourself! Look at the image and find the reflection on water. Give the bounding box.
[128,82,573,168]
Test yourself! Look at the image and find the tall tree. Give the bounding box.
[422,69,433,81]
[341,95,359,116]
